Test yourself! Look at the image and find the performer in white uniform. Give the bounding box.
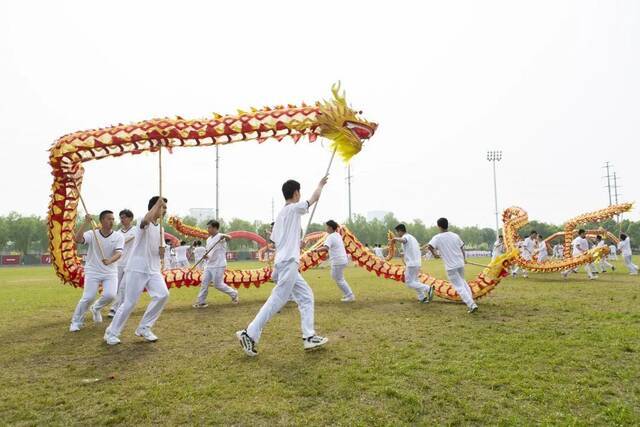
[492,235,505,260]
[618,233,638,275]
[237,177,329,356]
[69,211,124,331]
[535,235,548,262]
[174,241,190,268]
[392,224,434,303]
[316,220,354,302]
[595,235,614,273]
[193,220,238,308]
[192,241,207,271]
[552,243,564,259]
[427,217,478,313]
[562,229,597,279]
[373,244,384,258]
[104,196,170,345]
[109,209,136,318]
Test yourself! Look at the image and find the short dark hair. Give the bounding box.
[119,209,134,219]
[578,229,586,235]
[99,210,113,221]
[596,235,602,240]
[207,220,220,229]
[196,240,201,246]
[437,218,449,229]
[270,222,275,227]
[147,196,167,211]
[282,179,301,199]
[620,233,627,240]
[180,240,186,245]
[529,230,537,236]
[394,224,406,233]
[326,220,339,231]
[499,235,503,238]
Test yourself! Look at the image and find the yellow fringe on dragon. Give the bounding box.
[47,84,376,290]
[502,203,632,272]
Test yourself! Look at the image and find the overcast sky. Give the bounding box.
[1,1,639,230]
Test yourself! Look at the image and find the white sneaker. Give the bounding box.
[135,327,158,342]
[192,302,208,309]
[231,295,240,304]
[588,275,597,280]
[468,304,479,314]
[303,335,328,350]
[561,271,569,280]
[104,332,121,346]
[89,304,102,323]
[236,330,258,357]
[69,323,82,332]
[341,295,355,302]
[107,308,116,318]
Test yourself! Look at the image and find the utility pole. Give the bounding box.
[603,161,613,206]
[613,172,622,224]
[215,144,220,219]
[486,150,502,238]
[346,164,353,223]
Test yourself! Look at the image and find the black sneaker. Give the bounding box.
[611,266,616,271]
[468,305,479,314]
[236,330,257,357]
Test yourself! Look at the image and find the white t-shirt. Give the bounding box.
[126,222,162,274]
[428,231,465,271]
[596,240,606,248]
[373,247,384,258]
[82,230,124,276]
[618,238,632,256]
[175,245,189,262]
[493,240,504,255]
[537,241,548,257]
[193,246,206,262]
[523,237,536,258]
[206,234,227,268]
[401,233,422,268]
[271,201,309,264]
[118,226,137,267]
[572,236,589,256]
[324,232,348,266]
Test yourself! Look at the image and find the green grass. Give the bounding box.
[1,259,639,425]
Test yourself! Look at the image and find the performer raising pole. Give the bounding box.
[75,183,106,261]
[158,139,166,269]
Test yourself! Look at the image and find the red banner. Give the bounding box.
[2,255,21,265]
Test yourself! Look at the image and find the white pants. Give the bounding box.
[331,263,354,298]
[623,255,638,274]
[598,258,613,272]
[71,273,118,325]
[247,260,315,343]
[106,271,169,337]
[446,267,476,308]
[176,259,189,268]
[404,266,430,300]
[110,267,127,312]
[564,263,596,277]
[538,254,547,263]
[197,267,238,304]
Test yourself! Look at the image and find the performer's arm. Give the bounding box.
[140,198,165,228]
[427,244,439,259]
[103,250,122,266]
[74,214,92,244]
[307,176,328,206]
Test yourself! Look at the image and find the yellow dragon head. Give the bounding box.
[316,82,378,162]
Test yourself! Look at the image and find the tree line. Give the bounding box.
[1,211,639,255]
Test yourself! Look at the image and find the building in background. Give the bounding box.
[367,210,391,221]
[189,208,215,223]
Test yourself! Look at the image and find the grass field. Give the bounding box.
[1,260,639,425]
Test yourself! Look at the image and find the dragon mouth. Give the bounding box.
[344,121,376,140]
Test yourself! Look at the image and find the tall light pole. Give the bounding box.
[486,150,502,237]
[347,164,352,223]
[215,144,220,219]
